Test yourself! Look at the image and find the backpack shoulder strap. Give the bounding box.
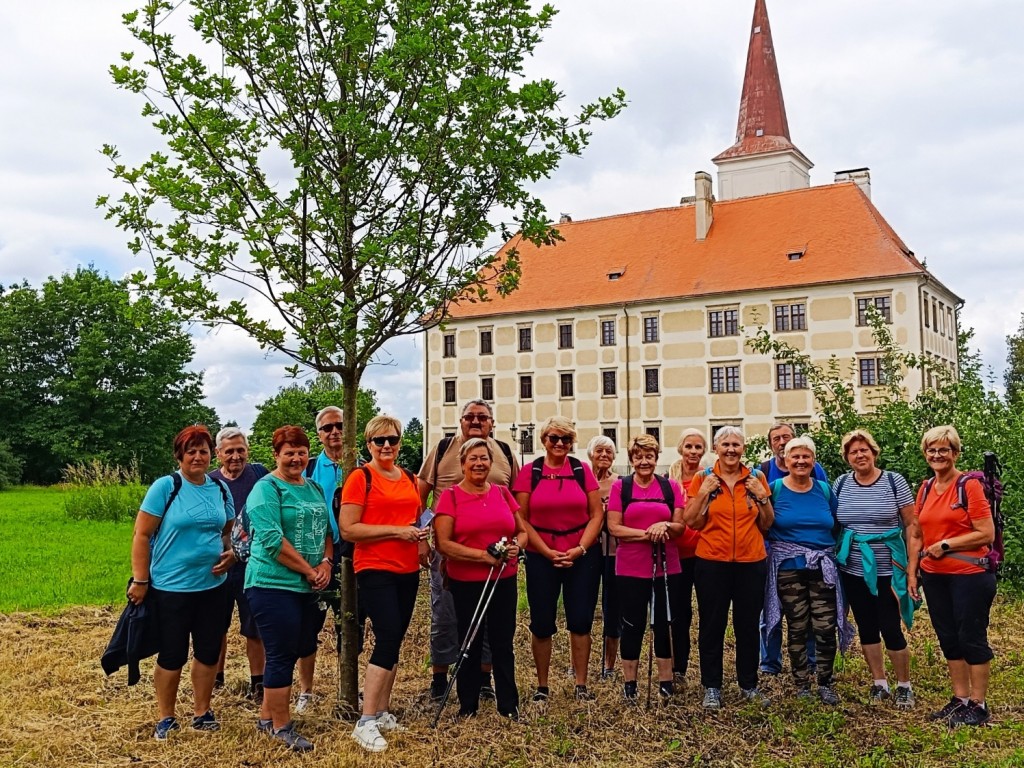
[620,476,634,510]
[655,474,675,509]
[210,476,230,510]
[568,456,588,493]
[529,457,546,492]
[834,472,850,498]
[494,440,516,475]
[433,436,455,482]
[401,467,418,491]
[162,473,184,517]
[884,471,898,498]
[769,478,783,503]
[305,455,318,478]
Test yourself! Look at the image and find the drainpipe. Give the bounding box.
[622,303,632,440]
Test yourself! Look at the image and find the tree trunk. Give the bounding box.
[337,370,361,717]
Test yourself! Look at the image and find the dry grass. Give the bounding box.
[1,592,1023,767]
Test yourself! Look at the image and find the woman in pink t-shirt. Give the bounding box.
[435,438,526,719]
[607,434,687,701]
[513,416,604,703]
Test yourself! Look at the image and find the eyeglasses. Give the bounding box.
[546,434,573,445]
[925,447,953,457]
[318,422,343,433]
[462,414,491,423]
[370,435,401,447]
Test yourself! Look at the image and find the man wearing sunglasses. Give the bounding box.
[418,400,519,702]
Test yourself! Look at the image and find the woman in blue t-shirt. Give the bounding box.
[764,435,850,705]
[127,425,235,741]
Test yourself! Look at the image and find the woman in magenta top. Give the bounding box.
[436,437,526,719]
[607,434,687,701]
[513,416,603,703]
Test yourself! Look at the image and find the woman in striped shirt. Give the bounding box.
[833,429,921,709]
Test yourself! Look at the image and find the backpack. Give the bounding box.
[433,436,516,482]
[919,452,1005,574]
[620,474,675,512]
[700,465,765,500]
[529,455,589,494]
[770,478,840,534]
[226,464,271,563]
[834,470,898,499]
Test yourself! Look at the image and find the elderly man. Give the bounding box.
[294,405,347,712]
[210,427,269,701]
[418,399,519,701]
[758,422,828,675]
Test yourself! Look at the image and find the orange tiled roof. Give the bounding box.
[445,183,951,320]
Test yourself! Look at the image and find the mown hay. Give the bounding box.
[1,591,1022,767]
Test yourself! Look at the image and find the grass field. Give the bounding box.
[0,486,1022,766]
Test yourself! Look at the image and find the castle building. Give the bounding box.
[422,0,961,460]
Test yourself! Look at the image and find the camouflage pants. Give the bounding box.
[776,568,837,687]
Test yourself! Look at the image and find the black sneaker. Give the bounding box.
[817,685,840,706]
[623,680,638,701]
[869,684,891,703]
[213,672,225,690]
[600,667,616,682]
[574,685,595,701]
[658,680,675,699]
[192,710,220,731]
[928,696,966,722]
[272,721,314,752]
[430,677,447,702]
[479,677,496,701]
[532,686,550,703]
[249,682,265,705]
[949,700,991,727]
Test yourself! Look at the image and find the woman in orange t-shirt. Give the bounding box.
[340,415,427,753]
[912,425,996,728]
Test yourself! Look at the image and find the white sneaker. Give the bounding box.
[295,692,314,714]
[376,712,406,732]
[351,719,388,752]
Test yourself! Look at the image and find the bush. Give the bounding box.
[0,440,22,489]
[62,460,145,523]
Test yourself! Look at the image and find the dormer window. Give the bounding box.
[607,266,625,281]
[787,250,804,261]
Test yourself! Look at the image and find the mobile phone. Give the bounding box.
[418,508,436,529]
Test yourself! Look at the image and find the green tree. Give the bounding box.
[398,416,423,470]
[1006,312,1024,409]
[100,0,623,709]
[247,375,379,466]
[0,267,216,484]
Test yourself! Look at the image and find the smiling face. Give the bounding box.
[590,444,615,473]
[462,446,492,485]
[460,405,493,440]
[275,442,310,482]
[769,426,795,460]
[785,447,816,478]
[924,440,958,474]
[316,410,344,454]
[715,433,745,469]
[680,436,706,469]
[631,448,659,480]
[844,439,877,474]
[543,430,574,460]
[216,435,249,478]
[178,441,212,480]
[367,431,401,466]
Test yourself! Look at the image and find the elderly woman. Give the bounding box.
[341,415,427,752]
[243,426,332,752]
[913,425,996,727]
[833,429,921,708]
[128,425,234,740]
[513,416,604,702]
[435,437,527,719]
[764,436,851,706]
[667,429,705,681]
[587,435,620,680]
[607,435,686,701]
[683,426,772,710]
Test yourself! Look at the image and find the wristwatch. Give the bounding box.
[940,540,951,552]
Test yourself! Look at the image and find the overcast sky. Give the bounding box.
[1,1,1021,431]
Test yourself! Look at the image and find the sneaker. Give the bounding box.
[893,686,915,710]
[295,692,314,714]
[500,707,520,721]
[869,684,891,703]
[702,687,722,710]
[153,716,180,740]
[928,696,966,723]
[191,710,220,731]
[600,667,616,682]
[796,686,812,699]
[376,711,407,732]
[672,670,687,685]
[949,700,991,727]
[248,681,265,705]
[574,685,595,701]
[351,719,388,752]
[479,684,496,701]
[658,680,674,699]
[817,686,840,706]
[741,687,771,706]
[214,671,225,689]
[623,680,638,701]
[272,721,314,752]
[256,718,273,734]
[531,687,549,703]
[429,677,447,702]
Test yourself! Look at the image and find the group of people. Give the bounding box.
[124,401,1000,754]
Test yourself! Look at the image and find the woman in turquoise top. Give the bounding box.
[244,426,333,753]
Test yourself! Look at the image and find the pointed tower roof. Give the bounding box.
[713,0,807,162]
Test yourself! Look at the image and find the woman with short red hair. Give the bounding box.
[127,425,235,741]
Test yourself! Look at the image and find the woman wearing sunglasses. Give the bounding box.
[512,416,604,703]
[340,415,428,752]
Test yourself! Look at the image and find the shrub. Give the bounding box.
[0,440,22,489]
[62,460,145,523]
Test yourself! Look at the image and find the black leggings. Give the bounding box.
[693,558,766,690]
[617,573,685,662]
[357,569,420,669]
[601,554,621,639]
[840,572,907,651]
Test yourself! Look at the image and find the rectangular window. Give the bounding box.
[932,299,938,332]
[857,295,892,325]
[922,292,930,328]
[710,364,741,393]
[859,358,888,386]
[947,307,954,337]
[443,379,456,403]
[709,308,739,337]
[602,370,617,396]
[560,372,574,398]
[602,426,617,445]
[776,363,808,390]
[518,327,532,352]
[643,316,659,343]
[481,377,493,401]
[521,431,535,454]
[601,319,616,346]
[774,303,806,332]
[938,302,946,336]
[479,330,493,355]
[519,374,533,400]
[645,425,661,444]
[558,322,573,349]
[443,333,456,358]
[644,367,660,395]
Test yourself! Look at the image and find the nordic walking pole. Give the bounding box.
[645,543,657,709]
[660,542,675,685]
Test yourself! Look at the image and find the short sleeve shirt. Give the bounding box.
[512,460,599,552]
[916,475,992,575]
[419,435,518,495]
[834,471,914,576]
[608,477,685,578]
[342,466,421,574]
[140,472,234,592]
[435,484,520,581]
[307,452,343,543]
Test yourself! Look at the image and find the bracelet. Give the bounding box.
[755,496,768,505]
[321,557,331,566]
[132,579,149,586]
[578,543,587,555]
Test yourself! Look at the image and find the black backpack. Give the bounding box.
[432,436,516,481]
[529,455,589,493]
[620,474,675,512]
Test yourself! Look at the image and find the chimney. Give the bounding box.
[834,168,871,199]
[695,172,714,241]
[559,213,573,223]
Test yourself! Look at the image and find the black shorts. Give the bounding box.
[150,583,229,670]
[224,562,260,639]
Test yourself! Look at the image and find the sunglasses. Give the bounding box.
[546,434,573,445]
[319,422,343,433]
[370,435,401,447]
[462,414,491,423]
